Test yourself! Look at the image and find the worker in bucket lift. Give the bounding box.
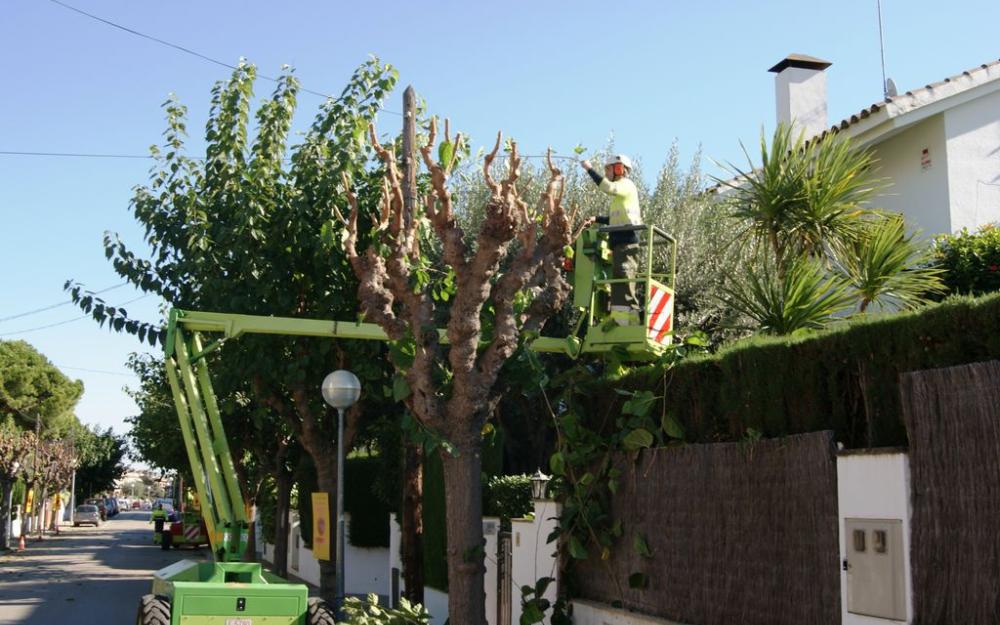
[581,154,642,325]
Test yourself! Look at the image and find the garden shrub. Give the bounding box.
[614,292,1000,449]
[484,474,533,524]
[934,224,1000,296]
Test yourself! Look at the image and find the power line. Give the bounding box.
[0,283,127,323]
[0,294,151,337]
[47,0,402,115]
[57,365,135,377]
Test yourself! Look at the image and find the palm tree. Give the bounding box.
[718,124,884,276]
[722,255,854,335]
[832,214,946,312]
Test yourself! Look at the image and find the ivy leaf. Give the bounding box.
[392,375,411,401]
[622,390,658,417]
[549,451,566,476]
[628,572,649,589]
[622,428,654,451]
[661,413,685,440]
[438,140,455,168]
[520,603,545,625]
[633,533,652,559]
[568,536,589,560]
[534,576,553,597]
[685,331,709,347]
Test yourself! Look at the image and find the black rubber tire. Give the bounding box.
[307,598,336,625]
[160,531,172,550]
[135,594,170,625]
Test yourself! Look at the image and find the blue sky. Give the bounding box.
[1,0,998,442]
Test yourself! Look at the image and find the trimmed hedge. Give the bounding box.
[484,474,533,524]
[622,293,1000,448]
[294,455,392,549]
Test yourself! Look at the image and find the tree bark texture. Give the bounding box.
[313,453,339,604]
[401,441,424,604]
[441,437,487,625]
[273,460,293,578]
[0,478,13,549]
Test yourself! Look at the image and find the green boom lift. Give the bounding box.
[140,224,675,625]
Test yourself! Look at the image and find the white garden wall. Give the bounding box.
[837,450,913,625]
[511,500,561,625]
[265,511,390,597]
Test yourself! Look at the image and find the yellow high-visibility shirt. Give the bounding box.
[598,177,641,226]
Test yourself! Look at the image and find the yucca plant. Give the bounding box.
[833,214,946,312]
[723,255,854,335]
[718,124,884,275]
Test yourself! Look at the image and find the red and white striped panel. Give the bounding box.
[647,284,674,345]
[184,524,201,542]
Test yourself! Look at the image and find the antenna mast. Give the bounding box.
[877,0,889,98]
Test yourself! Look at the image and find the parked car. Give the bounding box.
[104,497,119,517]
[85,498,107,521]
[74,505,101,527]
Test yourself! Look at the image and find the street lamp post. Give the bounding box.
[530,469,551,501]
[320,370,361,612]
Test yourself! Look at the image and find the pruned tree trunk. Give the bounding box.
[401,441,424,604]
[0,478,14,549]
[341,115,585,625]
[273,458,293,578]
[440,435,486,624]
[312,453,339,603]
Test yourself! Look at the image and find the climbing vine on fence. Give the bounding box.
[519,334,706,612]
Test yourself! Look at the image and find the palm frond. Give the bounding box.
[723,255,854,335]
[832,214,946,312]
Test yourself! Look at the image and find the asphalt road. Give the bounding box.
[0,510,211,625]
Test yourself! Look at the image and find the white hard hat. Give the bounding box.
[605,154,634,171]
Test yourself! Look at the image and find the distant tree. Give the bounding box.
[0,340,84,434]
[75,427,128,498]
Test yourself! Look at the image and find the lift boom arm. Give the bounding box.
[162,225,676,561]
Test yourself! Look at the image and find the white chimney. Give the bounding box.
[768,54,832,139]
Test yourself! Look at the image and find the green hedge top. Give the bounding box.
[624,293,1000,448]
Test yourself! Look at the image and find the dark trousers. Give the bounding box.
[611,242,640,309]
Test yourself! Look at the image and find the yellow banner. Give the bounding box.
[311,492,331,561]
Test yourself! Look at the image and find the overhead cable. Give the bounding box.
[0,294,151,337]
[0,283,127,323]
[46,0,401,115]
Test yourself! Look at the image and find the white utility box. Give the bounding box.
[844,518,906,621]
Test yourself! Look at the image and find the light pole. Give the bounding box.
[530,469,551,501]
[320,370,361,612]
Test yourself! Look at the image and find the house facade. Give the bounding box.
[770,54,1000,237]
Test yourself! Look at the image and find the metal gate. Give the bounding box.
[497,529,512,625]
